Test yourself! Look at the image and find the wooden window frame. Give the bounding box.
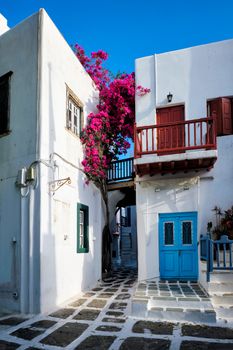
[66,86,84,137]
[77,203,89,253]
[0,71,13,137]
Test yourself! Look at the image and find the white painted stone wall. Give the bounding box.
[0,13,39,312]
[135,40,233,282]
[0,10,104,314]
[38,10,103,313]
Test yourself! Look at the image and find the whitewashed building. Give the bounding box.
[0,10,104,314]
[135,39,233,287]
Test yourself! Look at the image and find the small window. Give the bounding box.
[66,87,83,137]
[164,222,174,245]
[182,221,192,245]
[0,71,13,136]
[77,203,89,253]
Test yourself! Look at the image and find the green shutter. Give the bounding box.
[77,203,89,253]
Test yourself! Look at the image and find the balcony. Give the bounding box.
[107,157,135,190]
[134,117,217,176]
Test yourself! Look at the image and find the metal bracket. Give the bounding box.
[49,177,71,193]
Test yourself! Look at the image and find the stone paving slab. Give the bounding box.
[75,335,116,349]
[73,309,100,321]
[0,340,20,349]
[102,317,126,323]
[29,319,57,328]
[11,327,43,340]
[0,317,28,326]
[95,325,122,332]
[69,298,87,307]
[49,308,76,318]
[40,322,89,347]
[132,320,174,335]
[87,299,107,308]
[180,340,233,349]
[119,337,170,350]
[182,324,233,339]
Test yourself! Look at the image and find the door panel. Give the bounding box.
[157,105,185,154]
[159,212,198,281]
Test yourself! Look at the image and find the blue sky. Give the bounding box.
[1,0,233,75]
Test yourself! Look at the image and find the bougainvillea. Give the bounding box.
[74,44,149,185]
[74,44,150,273]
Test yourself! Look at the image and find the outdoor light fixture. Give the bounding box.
[167,92,173,103]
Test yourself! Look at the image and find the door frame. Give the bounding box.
[159,211,198,281]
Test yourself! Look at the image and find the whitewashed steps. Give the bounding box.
[131,297,216,323]
[207,270,233,322]
[208,282,233,295]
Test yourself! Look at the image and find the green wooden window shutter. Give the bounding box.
[77,203,89,253]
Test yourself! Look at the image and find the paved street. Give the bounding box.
[0,268,233,349]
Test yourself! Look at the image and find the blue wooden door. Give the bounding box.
[159,212,198,281]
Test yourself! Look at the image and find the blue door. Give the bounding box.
[159,212,198,281]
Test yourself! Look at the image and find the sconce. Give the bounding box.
[167,92,173,103]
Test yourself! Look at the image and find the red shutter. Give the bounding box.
[221,98,232,135]
[209,98,222,135]
[209,98,232,136]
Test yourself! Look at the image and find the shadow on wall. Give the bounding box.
[40,62,58,313]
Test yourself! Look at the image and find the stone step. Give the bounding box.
[210,271,233,283]
[131,298,216,324]
[211,294,233,306]
[214,306,233,320]
[148,298,213,311]
[208,282,233,295]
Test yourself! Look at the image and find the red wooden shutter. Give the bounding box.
[221,98,232,135]
[209,98,222,135]
[209,98,232,136]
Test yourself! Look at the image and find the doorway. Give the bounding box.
[159,212,198,281]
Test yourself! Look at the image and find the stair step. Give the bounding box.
[208,282,233,295]
[214,306,233,320]
[211,294,233,306]
[210,271,233,283]
[131,298,216,323]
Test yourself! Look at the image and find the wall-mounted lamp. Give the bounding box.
[167,92,173,103]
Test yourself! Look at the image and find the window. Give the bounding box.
[182,221,192,245]
[0,71,13,136]
[208,97,233,136]
[66,87,83,136]
[77,203,89,253]
[164,222,174,245]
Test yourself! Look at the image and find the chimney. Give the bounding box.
[0,14,9,35]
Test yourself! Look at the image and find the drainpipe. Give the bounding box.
[17,168,30,313]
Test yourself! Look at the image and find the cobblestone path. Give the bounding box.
[0,268,233,349]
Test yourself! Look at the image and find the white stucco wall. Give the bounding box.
[38,10,103,313]
[136,39,233,124]
[135,40,233,282]
[0,13,39,312]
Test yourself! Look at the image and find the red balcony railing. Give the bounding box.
[134,117,217,158]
